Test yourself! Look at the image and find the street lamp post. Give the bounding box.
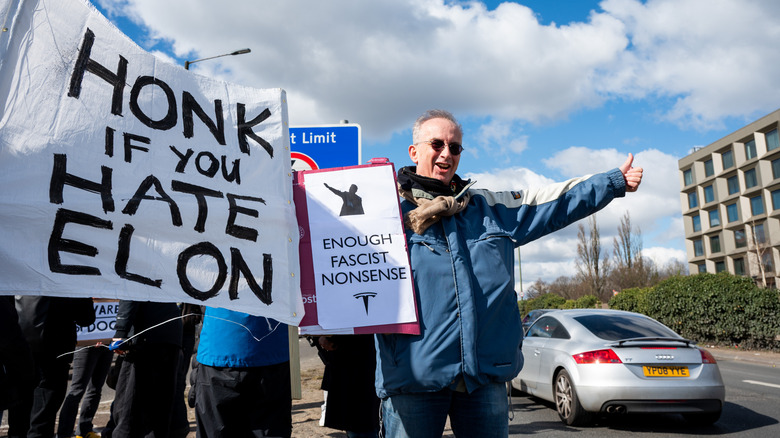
[184,48,251,70]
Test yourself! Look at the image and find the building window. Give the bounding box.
[703,185,714,203]
[683,168,693,186]
[773,158,780,180]
[692,214,701,232]
[697,263,706,273]
[744,168,758,189]
[762,252,774,273]
[722,150,734,169]
[745,139,757,159]
[727,175,740,195]
[735,229,747,248]
[750,195,765,216]
[715,260,726,273]
[708,209,720,227]
[767,128,779,152]
[734,258,745,276]
[693,239,704,257]
[753,223,767,244]
[773,189,780,211]
[704,159,714,177]
[688,192,698,209]
[710,235,721,253]
[726,203,739,222]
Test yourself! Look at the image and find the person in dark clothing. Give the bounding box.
[316,334,380,438]
[56,342,113,438]
[110,300,182,438]
[8,295,95,438]
[170,303,203,438]
[0,296,34,431]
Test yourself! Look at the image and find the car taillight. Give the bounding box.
[699,348,717,364]
[572,349,623,364]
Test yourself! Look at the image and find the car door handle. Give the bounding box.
[534,349,541,356]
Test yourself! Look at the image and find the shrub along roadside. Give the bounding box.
[610,273,780,351]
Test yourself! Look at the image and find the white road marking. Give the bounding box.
[743,379,780,389]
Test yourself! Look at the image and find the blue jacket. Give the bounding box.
[375,168,626,397]
[197,307,289,368]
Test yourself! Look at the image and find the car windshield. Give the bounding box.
[573,314,679,341]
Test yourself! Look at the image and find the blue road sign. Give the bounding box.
[290,124,361,170]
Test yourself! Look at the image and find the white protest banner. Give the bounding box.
[296,163,419,333]
[0,0,303,324]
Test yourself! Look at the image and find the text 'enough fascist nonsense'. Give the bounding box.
[320,234,407,286]
[48,28,277,305]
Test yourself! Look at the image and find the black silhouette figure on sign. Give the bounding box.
[324,183,364,216]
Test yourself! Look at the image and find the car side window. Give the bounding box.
[528,316,564,339]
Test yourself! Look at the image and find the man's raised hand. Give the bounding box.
[619,153,643,193]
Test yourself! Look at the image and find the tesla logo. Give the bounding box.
[354,292,377,315]
[655,354,675,360]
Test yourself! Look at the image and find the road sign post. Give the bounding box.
[290,124,361,170]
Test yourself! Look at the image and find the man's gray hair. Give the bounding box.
[412,109,463,144]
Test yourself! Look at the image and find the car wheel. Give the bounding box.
[682,410,721,425]
[554,369,592,426]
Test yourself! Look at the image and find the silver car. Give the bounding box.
[511,309,725,426]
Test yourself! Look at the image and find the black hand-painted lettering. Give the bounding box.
[48,208,113,275]
[236,104,272,157]
[195,151,219,178]
[230,249,273,304]
[105,127,115,157]
[177,242,227,301]
[123,132,151,163]
[129,76,177,130]
[171,180,224,233]
[170,146,194,173]
[182,91,225,145]
[115,224,162,287]
[50,154,114,213]
[68,28,127,116]
[225,194,265,242]
[221,156,241,185]
[122,175,183,227]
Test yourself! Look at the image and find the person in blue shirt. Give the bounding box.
[193,307,292,438]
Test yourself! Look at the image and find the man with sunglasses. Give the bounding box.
[375,109,643,437]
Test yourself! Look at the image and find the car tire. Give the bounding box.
[554,369,592,426]
[682,410,721,425]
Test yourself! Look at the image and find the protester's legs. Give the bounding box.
[448,382,508,438]
[57,348,92,437]
[76,347,113,435]
[381,391,450,438]
[27,353,70,438]
[195,362,292,438]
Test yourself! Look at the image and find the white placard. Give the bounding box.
[0,0,303,324]
[304,165,416,329]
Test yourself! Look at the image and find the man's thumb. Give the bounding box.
[620,153,634,173]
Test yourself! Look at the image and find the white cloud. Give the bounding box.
[100,0,780,139]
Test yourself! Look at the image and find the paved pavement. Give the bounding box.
[705,345,780,367]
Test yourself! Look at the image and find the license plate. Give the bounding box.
[643,365,689,377]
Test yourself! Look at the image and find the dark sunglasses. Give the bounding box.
[421,139,463,155]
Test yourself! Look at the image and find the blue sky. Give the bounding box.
[87,0,780,292]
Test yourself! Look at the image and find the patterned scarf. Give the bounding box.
[396,166,472,234]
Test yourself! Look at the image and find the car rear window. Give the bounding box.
[573,314,679,341]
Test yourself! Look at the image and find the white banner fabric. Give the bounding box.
[0,0,303,324]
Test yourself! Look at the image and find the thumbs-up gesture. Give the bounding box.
[619,153,643,193]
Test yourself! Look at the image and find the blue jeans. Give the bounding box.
[381,382,508,438]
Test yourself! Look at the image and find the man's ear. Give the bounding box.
[408,144,419,164]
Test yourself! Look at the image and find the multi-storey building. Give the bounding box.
[679,109,780,287]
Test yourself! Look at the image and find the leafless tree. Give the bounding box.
[576,215,610,301]
[747,220,773,287]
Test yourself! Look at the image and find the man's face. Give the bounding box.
[408,118,462,185]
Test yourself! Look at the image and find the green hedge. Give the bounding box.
[609,273,780,351]
[520,293,599,316]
